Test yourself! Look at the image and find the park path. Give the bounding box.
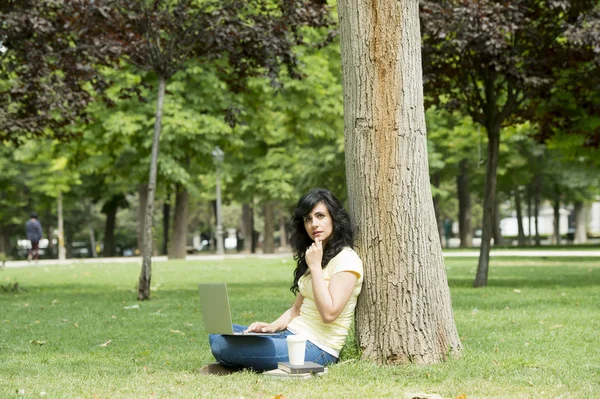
[3,249,600,269]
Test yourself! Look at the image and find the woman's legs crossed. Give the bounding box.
[209,324,291,371]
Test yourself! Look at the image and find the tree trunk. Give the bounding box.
[262,201,275,254]
[431,172,444,246]
[514,186,526,246]
[339,0,461,364]
[457,159,472,247]
[492,195,503,246]
[574,201,587,244]
[242,203,253,253]
[138,75,166,301]
[57,191,66,260]
[137,183,148,254]
[553,194,560,245]
[533,168,542,246]
[526,184,533,245]
[0,227,11,255]
[162,189,171,255]
[474,120,501,287]
[168,184,189,259]
[279,206,288,249]
[103,202,117,257]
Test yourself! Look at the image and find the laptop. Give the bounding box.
[197,283,278,336]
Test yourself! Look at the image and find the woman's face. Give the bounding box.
[303,202,333,244]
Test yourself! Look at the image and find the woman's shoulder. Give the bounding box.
[333,247,362,264]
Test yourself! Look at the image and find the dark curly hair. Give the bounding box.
[289,188,354,295]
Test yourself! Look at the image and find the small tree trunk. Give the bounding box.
[57,191,66,260]
[340,0,461,364]
[526,184,533,245]
[103,203,117,257]
[162,189,171,255]
[492,195,503,246]
[137,184,148,254]
[552,193,560,245]
[262,201,275,254]
[533,168,542,246]
[168,184,189,259]
[457,159,472,247]
[574,201,587,244]
[474,120,501,287]
[279,206,288,249]
[242,203,253,253]
[514,186,526,246]
[138,75,166,301]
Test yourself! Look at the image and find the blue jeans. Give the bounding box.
[209,324,338,371]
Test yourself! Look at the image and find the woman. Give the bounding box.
[203,188,363,374]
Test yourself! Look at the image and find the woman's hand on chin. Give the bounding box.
[305,238,323,271]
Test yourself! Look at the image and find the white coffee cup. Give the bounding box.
[286,335,307,366]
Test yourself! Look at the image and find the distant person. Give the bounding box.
[202,188,363,374]
[25,213,43,261]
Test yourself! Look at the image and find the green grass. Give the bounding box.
[1,256,599,399]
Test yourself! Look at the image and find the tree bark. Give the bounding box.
[474,121,500,287]
[552,193,560,245]
[242,203,253,253]
[339,0,461,364]
[138,75,166,301]
[279,206,288,249]
[574,201,587,244]
[168,184,189,259]
[162,189,171,255]
[137,183,148,254]
[457,159,472,247]
[533,168,543,246]
[492,195,503,246]
[526,184,533,245]
[57,191,66,260]
[514,186,526,246]
[262,201,275,254]
[103,201,117,257]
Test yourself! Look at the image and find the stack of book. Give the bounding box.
[263,362,327,379]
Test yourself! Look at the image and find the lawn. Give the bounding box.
[1,256,598,399]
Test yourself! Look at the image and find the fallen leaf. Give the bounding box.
[273,395,286,399]
[17,389,25,395]
[73,323,79,328]
[513,289,521,293]
[51,299,60,305]
[24,303,29,307]
[112,315,117,319]
[30,340,46,346]
[62,319,69,323]
[170,329,185,335]
[124,304,140,310]
[455,395,467,399]
[550,325,563,330]
[527,380,534,386]
[99,340,112,347]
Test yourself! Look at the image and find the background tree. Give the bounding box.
[420,0,598,287]
[338,0,461,364]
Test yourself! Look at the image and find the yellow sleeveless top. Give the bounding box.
[287,247,363,357]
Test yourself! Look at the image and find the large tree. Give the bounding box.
[420,0,598,287]
[338,0,461,364]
